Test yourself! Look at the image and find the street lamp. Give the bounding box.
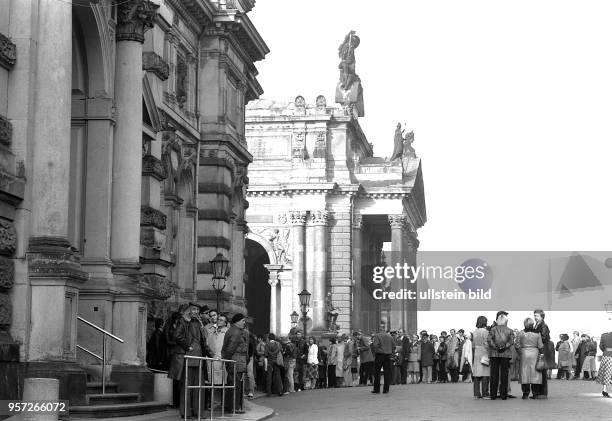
[290,311,299,328]
[210,253,229,311]
[298,289,311,336]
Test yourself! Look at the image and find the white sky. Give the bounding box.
[250,0,612,253]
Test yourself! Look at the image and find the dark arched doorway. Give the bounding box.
[245,239,271,337]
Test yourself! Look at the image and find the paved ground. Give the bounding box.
[256,380,611,421]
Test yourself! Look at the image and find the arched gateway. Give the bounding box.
[245,98,427,336]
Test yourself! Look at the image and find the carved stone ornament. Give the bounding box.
[292,132,306,159]
[0,293,11,326]
[315,95,327,110]
[313,131,326,158]
[144,274,175,300]
[140,206,167,230]
[253,227,291,265]
[0,219,17,256]
[0,33,16,70]
[142,154,167,181]
[142,51,170,81]
[116,0,159,43]
[388,214,407,229]
[0,114,13,147]
[0,256,14,290]
[289,211,307,225]
[309,210,329,225]
[294,95,306,109]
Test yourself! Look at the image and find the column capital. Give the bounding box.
[352,214,363,230]
[388,214,407,229]
[289,211,307,225]
[308,210,329,226]
[116,0,159,43]
[268,277,278,288]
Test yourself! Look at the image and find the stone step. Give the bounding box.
[85,382,120,394]
[69,401,168,418]
[86,393,140,405]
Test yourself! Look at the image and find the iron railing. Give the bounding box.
[76,316,124,394]
[183,355,240,420]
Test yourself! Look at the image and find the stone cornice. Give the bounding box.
[116,0,158,43]
[165,0,214,34]
[246,183,338,197]
[0,33,16,70]
[142,52,170,80]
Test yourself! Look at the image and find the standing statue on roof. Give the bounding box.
[338,30,361,90]
[391,122,404,161]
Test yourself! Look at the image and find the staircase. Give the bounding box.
[69,381,168,418]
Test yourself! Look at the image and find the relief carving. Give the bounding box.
[252,227,292,265]
[0,114,13,147]
[142,51,170,81]
[141,206,167,230]
[0,33,16,70]
[0,256,14,290]
[0,219,17,256]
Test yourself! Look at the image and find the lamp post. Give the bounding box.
[210,253,229,311]
[298,289,311,337]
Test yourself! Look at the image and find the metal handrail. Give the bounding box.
[77,345,102,361]
[77,316,124,343]
[76,316,124,395]
[183,355,239,420]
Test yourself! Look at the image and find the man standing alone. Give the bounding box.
[371,323,394,394]
[487,311,514,400]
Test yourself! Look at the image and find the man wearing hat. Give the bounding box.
[487,311,515,400]
[222,313,249,413]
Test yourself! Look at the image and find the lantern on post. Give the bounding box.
[210,253,229,311]
[298,289,311,336]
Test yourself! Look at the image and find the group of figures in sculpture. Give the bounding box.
[391,123,417,161]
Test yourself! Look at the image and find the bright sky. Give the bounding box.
[250,0,612,253]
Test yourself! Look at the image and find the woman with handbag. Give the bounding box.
[471,316,490,398]
[460,332,473,382]
[533,309,553,397]
[517,318,544,399]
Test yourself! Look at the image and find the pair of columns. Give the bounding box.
[388,214,419,333]
[268,210,328,334]
[27,0,157,366]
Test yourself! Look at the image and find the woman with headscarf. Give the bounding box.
[517,317,543,399]
[556,334,572,380]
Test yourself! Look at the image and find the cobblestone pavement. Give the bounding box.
[256,380,611,421]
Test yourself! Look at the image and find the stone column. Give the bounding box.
[388,214,406,330]
[25,0,88,404]
[405,231,419,334]
[268,271,279,335]
[108,0,157,387]
[110,0,157,267]
[310,210,328,330]
[351,214,362,330]
[289,211,307,314]
[279,275,293,335]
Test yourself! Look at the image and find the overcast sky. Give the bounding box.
[250,0,612,252]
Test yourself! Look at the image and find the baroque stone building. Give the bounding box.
[244,96,426,337]
[0,0,267,407]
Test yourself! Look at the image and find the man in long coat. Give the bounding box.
[222,313,249,413]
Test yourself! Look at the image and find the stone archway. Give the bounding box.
[245,238,271,337]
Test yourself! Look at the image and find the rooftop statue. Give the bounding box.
[391,122,404,161]
[335,30,364,117]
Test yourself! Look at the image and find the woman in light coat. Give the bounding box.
[517,317,544,399]
[556,334,572,380]
[206,314,229,385]
[305,336,319,389]
[407,334,421,384]
[471,316,490,399]
[460,333,473,382]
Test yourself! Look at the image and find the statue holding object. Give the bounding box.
[390,122,417,161]
[335,30,364,117]
[326,292,339,332]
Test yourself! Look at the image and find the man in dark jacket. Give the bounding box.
[437,332,448,383]
[487,311,515,400]
[293,331,308,391]
[420,332,435,383]
[399,330,410,385]
[357,332,374,385]
[265,333,284,396]
[371,323,394,394]
[222,313,249,413]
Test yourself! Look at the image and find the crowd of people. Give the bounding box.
[146,304,612,417]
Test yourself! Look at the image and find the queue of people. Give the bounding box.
[146,304,612,413]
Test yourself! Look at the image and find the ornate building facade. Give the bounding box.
[244,95,426,337]
[0,0,267,406]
